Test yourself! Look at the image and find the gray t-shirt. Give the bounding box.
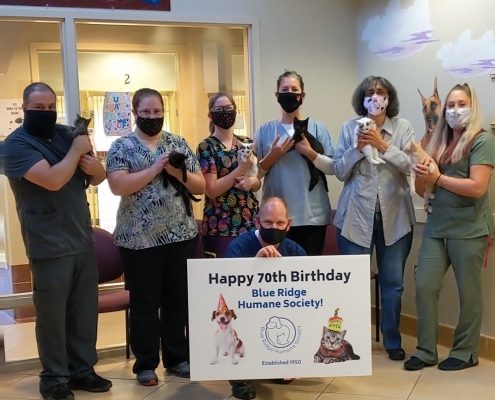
[4,126,94,259]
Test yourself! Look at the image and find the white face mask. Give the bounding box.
[445,107,470,130]
[363,95,388,116]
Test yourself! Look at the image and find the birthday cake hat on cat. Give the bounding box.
[217,293,229,313]
[328,307,343,332]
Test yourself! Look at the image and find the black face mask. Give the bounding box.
[136,116,164,136]
[23,110,57,140]
[276,92,303,113]
[210,109,237,130]
[259,226,288,245]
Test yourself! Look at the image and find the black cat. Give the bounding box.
[292,117,328,192]
[73,114,93,188]
[162,151,201,216]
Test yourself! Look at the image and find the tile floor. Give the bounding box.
[1,326,494,400]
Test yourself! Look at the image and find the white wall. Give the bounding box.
[355,0,495,337]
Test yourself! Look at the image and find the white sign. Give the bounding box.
[188,255,372,381]
[0,99,23,137]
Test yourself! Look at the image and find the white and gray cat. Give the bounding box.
[314,327,360,364]
[354,117,385,165]
[237,142,258,177]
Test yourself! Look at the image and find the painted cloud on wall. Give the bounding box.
[362,0,437,60]
[436,29,495,77]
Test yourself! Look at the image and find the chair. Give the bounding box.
[321,221,380,342]
[93,227,131,358]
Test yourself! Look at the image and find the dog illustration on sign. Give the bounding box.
[210,294,245,365]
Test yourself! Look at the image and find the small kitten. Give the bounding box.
[314,327,360,364]
[236,142,258,178]
[292,117,328,192]
[354,117,385,165]
[162,151,201,216]
[405,141,435,213]
[73,114,93,188]
[73,114,91,136]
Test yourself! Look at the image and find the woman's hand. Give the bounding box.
[357,124,389,153]
[268,135,295,159]
[234,176,259,191]
[236,154,254,176]
[413,159,440,184]
[152,154,168,176]
[163,155,184,181]
[295,135,317,160]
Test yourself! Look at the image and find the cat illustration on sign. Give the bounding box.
[314,308,360,364]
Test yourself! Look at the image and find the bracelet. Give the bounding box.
[434,174,442,185]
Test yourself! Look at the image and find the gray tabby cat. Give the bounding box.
[314,327,360,363]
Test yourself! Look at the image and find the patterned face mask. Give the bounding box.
[445,108,470,130]
[363,94,388,116]
[210,109,237,130]
[136,116,164,136]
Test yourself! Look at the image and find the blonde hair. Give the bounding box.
[427,83,483,164]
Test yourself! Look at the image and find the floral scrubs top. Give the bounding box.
[197,135,259,237]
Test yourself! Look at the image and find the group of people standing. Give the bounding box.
[2,69,494,400]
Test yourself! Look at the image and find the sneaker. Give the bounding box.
[438,357,478,371]
[231,381,256,400]
[137,370,158,386]
[69,372,112,392]
[404,356,436,371]
[41,383,74,400]
[387,348,406,361]
[167,361,190,378]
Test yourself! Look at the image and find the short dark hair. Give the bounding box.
[23,82,56,104]
[351,76,399,117]
[132,88,164,111]
[276,70,304,92]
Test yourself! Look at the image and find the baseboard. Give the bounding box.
[371,306,495,361]
[0,345,127,373]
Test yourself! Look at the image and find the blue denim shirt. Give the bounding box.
[333,116,415,247]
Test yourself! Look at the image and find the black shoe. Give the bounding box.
[404,356,435,371]
[438,357,478,371]
[387,348,406,361]
[69,372,112,392]
[41,383,74,400]
[231,381,256,400]
[271,378,294,384]
[166,361,190,378]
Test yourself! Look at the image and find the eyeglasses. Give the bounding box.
[136,109,164,118]
[210,105,235,113]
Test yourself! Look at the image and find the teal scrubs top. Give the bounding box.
[425,131,495,239]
